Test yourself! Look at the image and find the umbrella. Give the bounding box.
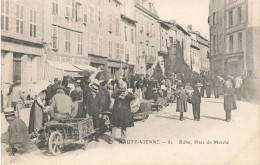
[27,81,51,98]
[79,70,93,77]
[95,71,113,81]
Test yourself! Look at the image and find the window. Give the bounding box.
[76,3,82,22]
[65,0,71,18]
[83,4,88,24]
[90,6,94,24]
[108,14,112,32]
[52,26,59,49]
[99,37,102,55]
[138,42,143,56]
[98,9,102,27]
[238,7,242,24]
[124,27,127,41]
[131,29,134,44]
[229,10,233,27]
[170,37,173,44]
[238,32,242,51]
[77,33,82,54]
[30,9,37,37]
[16,4,23,34]
[139,17,143,32]
[52,0,58,14]
[115,43,120,59]
[125,47,129,60]
[65,30,71,52]
[146,45,149,56]
[1,0,9,31]
[90,35,95,54]
[108,41,112,58]
[213,12,216,25]
[72,0,75,19]
[150,23,154,38]
[145,20,149,34]
[229,35,233,53]
[213,35,216,54]
[115,18,120,35]
[162,37,164,46]
[120,44,124,60]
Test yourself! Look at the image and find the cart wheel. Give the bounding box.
[48,131,63,156]
[82,138,89,150]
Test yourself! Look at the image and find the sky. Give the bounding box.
[154,0,210,38]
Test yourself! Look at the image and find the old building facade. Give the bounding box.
[134,0,159,75]
[189,33,201,73]
[120,0,137,79]
[209,0,260,76]
[43,0,90,81]
[158,20,171,74]
[1,0,44,107]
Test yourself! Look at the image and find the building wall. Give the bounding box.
[158,22,170,74]
[189,33,200,73]
[1,0,43,85]
[209,0,225,75]
[175,26,191,67]
[43,0,89,66]
[1,0,43,108]
[135,0,159,75]
[121,0,137,78]
[209,0,260,76]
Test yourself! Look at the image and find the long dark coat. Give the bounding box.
[224,88,237,111]
[86,92,102,117]
[28,100,48,134]
[98,85,110,112]
[111,93,135,128]
[175,89,189,112]
[191,88,201,104]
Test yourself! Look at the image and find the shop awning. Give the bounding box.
[72,64,99,73]
[47,60,81,72]
[44,61,81,82]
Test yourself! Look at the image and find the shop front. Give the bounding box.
[44,53,91,82]
[107,59,123,79]
[88,54,107,71]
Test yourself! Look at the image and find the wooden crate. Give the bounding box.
[66,117,95,140]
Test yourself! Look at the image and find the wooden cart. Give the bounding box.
[43,117,95,156]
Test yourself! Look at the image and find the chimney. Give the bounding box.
[170,19,176,24]
[188,25,192,32]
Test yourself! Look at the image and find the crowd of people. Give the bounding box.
[1,70,259,155]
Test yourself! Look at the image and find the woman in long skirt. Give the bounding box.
[223,81,237,122]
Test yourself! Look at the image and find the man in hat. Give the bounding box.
[48,86,78,120]
[86,83,102,142]
[2,108,36,155]
[191,83,203,121]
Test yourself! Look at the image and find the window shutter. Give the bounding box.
[83,4,87,23]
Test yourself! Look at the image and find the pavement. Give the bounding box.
[1,96,259,165]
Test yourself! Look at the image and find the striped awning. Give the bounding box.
[72,64,99,73]
[44,61,81,82]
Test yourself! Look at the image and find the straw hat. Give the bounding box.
[4,108,15,117]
